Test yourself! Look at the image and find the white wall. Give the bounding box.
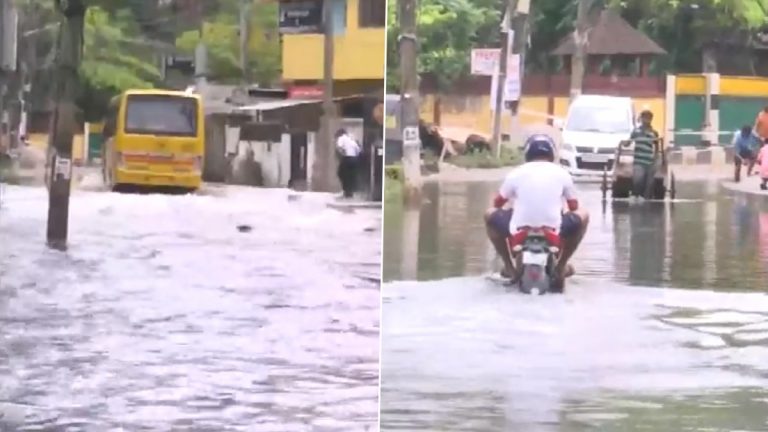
[279,133,291,187]
[307,131,316,190]
[249,140,281,187]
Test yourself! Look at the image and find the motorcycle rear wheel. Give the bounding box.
[518,265,550,295]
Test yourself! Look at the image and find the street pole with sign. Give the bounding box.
[508,0,529,152]
[491,0,515,157]
[399,0,422,206]
[46,0,86,251]
[316,0,336,192]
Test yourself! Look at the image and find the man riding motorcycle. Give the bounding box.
[484,134,590,283]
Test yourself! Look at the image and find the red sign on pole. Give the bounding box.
[288,86,324,99]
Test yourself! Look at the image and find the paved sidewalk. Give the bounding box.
[721,175,768,197]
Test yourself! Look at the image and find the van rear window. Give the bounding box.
[124,95,198,136]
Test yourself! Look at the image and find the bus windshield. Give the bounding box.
[124,95,198,136]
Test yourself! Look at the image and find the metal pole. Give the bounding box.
[491,0,515,156]
[239,0,251,82]
[399,0,422,206]
[508,1,529,152]
[311,0,335,192]
[46,0,85,251]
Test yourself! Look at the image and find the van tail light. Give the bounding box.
[193,156,202,172]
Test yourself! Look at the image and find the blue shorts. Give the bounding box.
[737,148,755,160]
[487,208,583,238]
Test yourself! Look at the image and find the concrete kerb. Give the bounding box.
[667,146,728,167]
[721,176,768,197]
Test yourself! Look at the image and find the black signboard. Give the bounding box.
[279,0,323,34]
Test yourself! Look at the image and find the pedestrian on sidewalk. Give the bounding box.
[335,128,362,199]
[756,138,768,191]
[732,125,759,183]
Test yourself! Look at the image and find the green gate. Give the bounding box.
[88,132,104,161]
[719,97,768,145]
[674,95,705,146]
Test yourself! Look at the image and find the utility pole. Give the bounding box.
[508,0,529,151]
[1,0,19,152]
[399,0,422,206]
[46,0,86,251]
[570,0,591,102]
[491,0,515,157]
[194,18,208,92]
[311,0,336,192]
[239,0,251,82]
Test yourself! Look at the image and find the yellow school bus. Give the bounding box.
[101,89,205,191]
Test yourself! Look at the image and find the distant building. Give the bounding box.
[279,0,385,97]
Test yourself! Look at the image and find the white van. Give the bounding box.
[557,95,636,177]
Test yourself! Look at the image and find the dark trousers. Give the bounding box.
[337,156,358,198]
[632,164,651,197]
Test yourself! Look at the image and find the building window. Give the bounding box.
[359,0,385,28]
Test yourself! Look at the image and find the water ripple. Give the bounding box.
[0,185,380,431]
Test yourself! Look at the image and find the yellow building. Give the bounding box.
[280,0,385,95]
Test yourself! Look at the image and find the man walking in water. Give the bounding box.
[335,128,362,199]
[484,134,590,284]
[627,109,661,198]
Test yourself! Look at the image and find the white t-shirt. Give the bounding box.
[337,134,361,157]
[498,161,577,233]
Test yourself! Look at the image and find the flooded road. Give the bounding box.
[381,180,768,431]
[0,185,380,431]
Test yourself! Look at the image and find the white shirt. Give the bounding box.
[337,134,361,157]
[498,161,577,233]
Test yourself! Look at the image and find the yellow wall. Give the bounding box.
[676,74,768,97]
[420,95,667,139]
[282,0,385,80]
[28,133,86,162]
[720,77,768,97]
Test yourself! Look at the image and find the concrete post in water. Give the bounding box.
[311,0,336,192]
[401,204,421,280]
[399,0,422,206]
[47,0,86,251]
[703,73,720,147]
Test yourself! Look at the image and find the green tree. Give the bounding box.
[80,7,162,91]
[387,0,502,92]
[175,1,281,85]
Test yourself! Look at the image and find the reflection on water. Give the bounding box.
[383,180,768,290]
[382,179,768,431]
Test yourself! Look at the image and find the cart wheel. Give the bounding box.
[669,171,676,201]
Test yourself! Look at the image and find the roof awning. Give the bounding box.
[234,99,321,112]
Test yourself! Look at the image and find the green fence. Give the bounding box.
[673,95,768,146]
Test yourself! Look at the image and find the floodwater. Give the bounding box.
[0,185,380,431]
[381,180,768,431]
